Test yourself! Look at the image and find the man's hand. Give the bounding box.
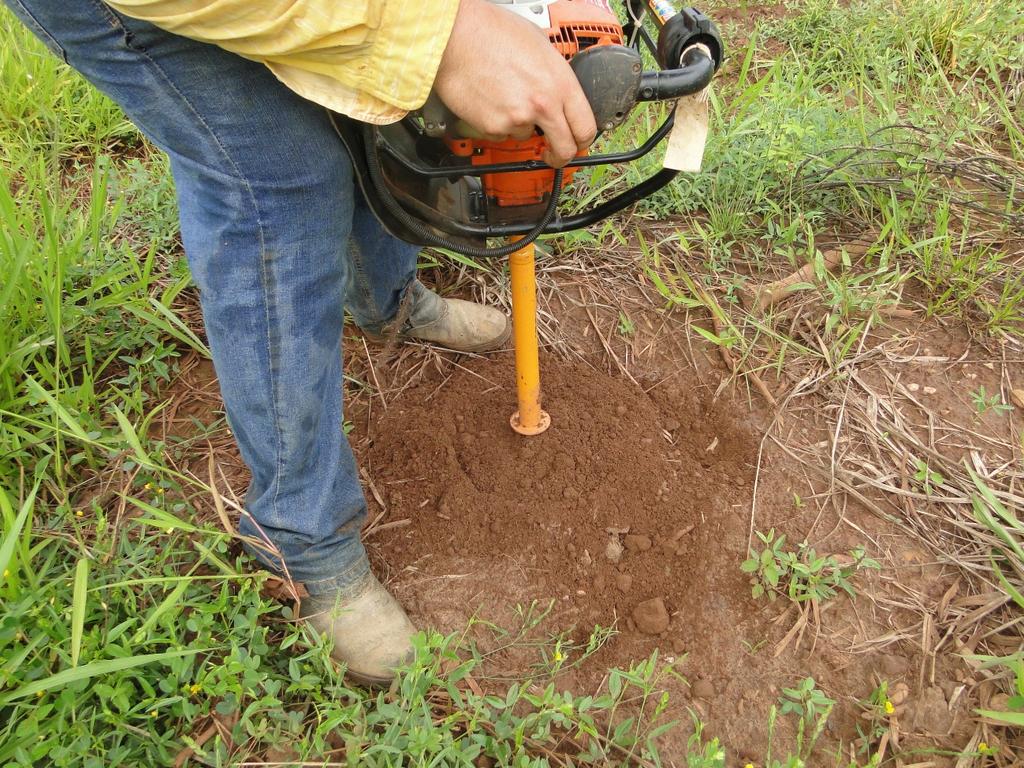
[434,0,597,168]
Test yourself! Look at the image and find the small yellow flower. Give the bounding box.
[35,690,44,698]
[978,742,990,754]
[189,683,202,696]
[744,763,755,768]
[144,483,152,491]
[149,710,158,718]
[156,487,165,495]
[884,699,895,715]
[553,651,563,662]
[75,510,84,517]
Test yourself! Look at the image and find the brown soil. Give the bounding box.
[364,356,756,662]
[355,354,890,758]
[704,1,788,30]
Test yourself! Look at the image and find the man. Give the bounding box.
[5,0,596,685]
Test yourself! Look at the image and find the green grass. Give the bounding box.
[631,0,1024,352]
[0,15,136,160]
[2,1,1022,764]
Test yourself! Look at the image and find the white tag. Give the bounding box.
[662,91,709,172]
[662,44,712,173]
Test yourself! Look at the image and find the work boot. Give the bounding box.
[366,280,511,353]
[302,571,416,686]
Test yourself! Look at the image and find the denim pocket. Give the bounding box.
[6,0,68,62]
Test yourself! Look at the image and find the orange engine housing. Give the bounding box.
[447,0,624,210]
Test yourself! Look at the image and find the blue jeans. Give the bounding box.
[7,0,422,594]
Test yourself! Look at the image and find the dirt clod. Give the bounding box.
[880,654,908,678]
[623,534,652,552]
[672,526,694,542]
[632,597,670,634]
[912,686,953,734]
[890,682,910,708]
[1012,389,1024,409]
[615,573,633,594]
[692,679,715,700]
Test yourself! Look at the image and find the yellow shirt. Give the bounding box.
[104,0,461,124]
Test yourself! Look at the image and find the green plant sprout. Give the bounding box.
[742,529,881,602]
[853,681,895,757]
[970,385,1014,416]
[779,677,836,722]
[914,459,945,494]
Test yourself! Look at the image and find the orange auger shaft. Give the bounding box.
[508,239,550,436]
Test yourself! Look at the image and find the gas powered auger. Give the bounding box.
[333,0,724,435]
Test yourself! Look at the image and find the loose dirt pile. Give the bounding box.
[363,356,761,674]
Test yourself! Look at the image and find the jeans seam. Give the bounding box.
[108,15,287,532]
[87,0,127,33]
[303,554,370,596]
[244,538,368,596]
[348,240,382,326]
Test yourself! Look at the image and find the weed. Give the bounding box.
[762,677,881,768]
[970,469,1024,611]
[779,677,836,724]
[853,681,896,757]
[971,385,1014,416]
[914,459,945,494]
[742,638,769,655]
[742,529,881,603]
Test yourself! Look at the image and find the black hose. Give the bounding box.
[635,46,715,101]
[363,125,563,258]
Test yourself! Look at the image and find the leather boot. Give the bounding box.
[366,281,510,353]
[302,571,416,686]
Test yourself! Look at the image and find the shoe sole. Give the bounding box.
[345,667,395,688]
